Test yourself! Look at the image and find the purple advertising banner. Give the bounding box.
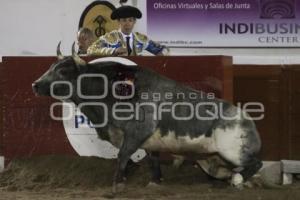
[147,0,300,47]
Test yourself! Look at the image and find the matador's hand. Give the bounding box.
[113,47,128,56]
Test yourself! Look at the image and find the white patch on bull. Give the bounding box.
[108,127,124,148]
[213,125,245,166]
[142,129,218,153]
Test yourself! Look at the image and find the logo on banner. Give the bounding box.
[260,0,295,19]
[78,1,119,38]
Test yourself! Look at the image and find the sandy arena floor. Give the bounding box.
[0,155,299,200]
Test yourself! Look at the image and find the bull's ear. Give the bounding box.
[71,42,87,67]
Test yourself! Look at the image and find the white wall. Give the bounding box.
[0,0,122,56]
[0,0,299,64]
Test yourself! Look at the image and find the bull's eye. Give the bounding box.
[59,69,69,76]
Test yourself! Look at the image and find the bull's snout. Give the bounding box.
[32,81,51,96]
[32,82,39,94]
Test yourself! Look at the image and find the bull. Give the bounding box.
[32,43,262,194]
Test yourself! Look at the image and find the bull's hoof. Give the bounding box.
[232,183,244,190]
[243,181,254,188]
[112,183,126,194]
[146,181,161,188]
[102,192,116,199]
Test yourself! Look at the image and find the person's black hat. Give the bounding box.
[111,6,142,20]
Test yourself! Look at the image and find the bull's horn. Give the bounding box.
[72,42,86,66]
[56,41,64,60]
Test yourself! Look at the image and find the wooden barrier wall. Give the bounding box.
[0,56,232,164]
[234,65,300,161]
[0,61,3,156]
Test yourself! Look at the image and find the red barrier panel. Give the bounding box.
[1,57,76,165]
[0,56,232,164]
[0,61,3,156]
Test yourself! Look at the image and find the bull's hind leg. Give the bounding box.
[240,157,262,181]
[147,151,162,185]
[213,121,262,187]
[229,157,262,189]
[197,155,233,180]
[197,155,245,188]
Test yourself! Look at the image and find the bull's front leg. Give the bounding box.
[103,147,137,198]
[112,133,151,194]
[112,114,158,195]
[113,156,129,194]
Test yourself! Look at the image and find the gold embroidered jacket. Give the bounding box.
[87,30,167,56]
